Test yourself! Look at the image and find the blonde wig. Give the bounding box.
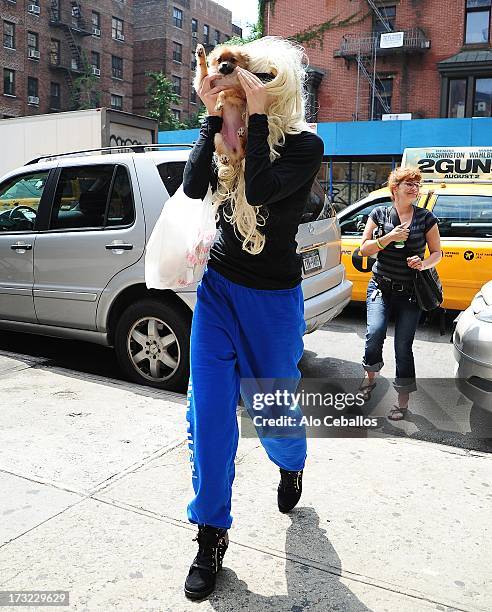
[213,36,311,255]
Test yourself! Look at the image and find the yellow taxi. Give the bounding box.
[338,147,492,311]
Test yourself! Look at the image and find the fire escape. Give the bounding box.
[334,0,431,120]
[49,1,93,108]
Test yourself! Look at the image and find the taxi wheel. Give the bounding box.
[469,404,492,440]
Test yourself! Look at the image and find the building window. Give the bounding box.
[27,31,39,57]
[50,38,60,65]
[50,82,61,109]
[203,24,209,44]
[92,11,101,36]
[172,75,181,96]
[112,55,123,79]
[112,17,124,41]
[27,0,40,15]
[173,41,182,62]
[173,7,183,28]
[172,109,181,121]
[447,78,467,117]
[3,68,15,96]
[465,0,491,44]
[191,85,197,104]
[3,21,15,49]
[51,0,60,22]
[28,76,39,104]
[214,30,221,45]
[191,53,197,71]
[373,77,393,119]
[191,18,198,38]
[111,94,123,110]
[91,51,101,76]
[372,5,396,35]
[474,77,492,115]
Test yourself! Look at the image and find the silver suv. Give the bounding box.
[0,146,352,391]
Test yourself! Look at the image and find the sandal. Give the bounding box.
[388,405,408,421]
[358,379,377,402]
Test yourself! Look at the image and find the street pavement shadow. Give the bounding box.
[208,507,371,611]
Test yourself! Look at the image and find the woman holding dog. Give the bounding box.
[182,37,323,599]
[358,166,441,420]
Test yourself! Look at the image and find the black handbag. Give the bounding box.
[413,267,443,311]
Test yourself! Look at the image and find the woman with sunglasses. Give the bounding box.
[358,167,441,420]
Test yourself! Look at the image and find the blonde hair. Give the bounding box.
[213,36,310,255]
[388,166,422,201]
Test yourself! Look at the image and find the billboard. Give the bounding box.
[402,147,492,180]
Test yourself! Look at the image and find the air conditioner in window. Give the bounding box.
[92,67,101,76]
[92,27,101,36]
[71,7,81,17]
[28,48,40,59]
[192,31,197,38]
[116,33,125,41]
[28,95,39,105]
[28,4,40,14]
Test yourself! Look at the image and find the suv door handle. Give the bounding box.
[105,243,133,250]
[10,243,32,250]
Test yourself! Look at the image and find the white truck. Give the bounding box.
[0,108,158,177]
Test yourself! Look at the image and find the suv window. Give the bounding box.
[339,197,392,236]
[50,165,134,230]
[433,195,492,238]
[157,161,186,197]
[0,171,49,232]
[301,179,335,223]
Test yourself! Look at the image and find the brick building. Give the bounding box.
[263,0,492,123]
[1,0,134,118]
[133,0,240,122]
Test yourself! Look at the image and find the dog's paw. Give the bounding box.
[237,127,246,137]
[196,44,205,58]
[218,154,230,165]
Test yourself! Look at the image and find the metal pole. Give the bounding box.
[371,35,377,120]
[355,46,360,121]
[329,157,334,202]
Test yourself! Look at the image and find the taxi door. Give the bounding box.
[425,191,492,310]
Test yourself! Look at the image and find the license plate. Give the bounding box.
[302,249,322,274]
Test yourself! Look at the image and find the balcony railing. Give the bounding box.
[335,28,430,58]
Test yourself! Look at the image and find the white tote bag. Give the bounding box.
[145,185,217,290]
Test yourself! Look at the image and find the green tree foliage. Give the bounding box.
[70,54,101,110]
[145,71,185,130]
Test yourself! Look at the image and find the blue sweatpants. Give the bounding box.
[186,266,307,529]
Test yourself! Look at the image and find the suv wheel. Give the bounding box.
[114,298,191,391]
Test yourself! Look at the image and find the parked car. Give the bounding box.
[338,147,492,311]
[454,280,492,438]
[0,146,352,391]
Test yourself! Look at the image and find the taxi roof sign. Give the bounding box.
[401,147,492,182]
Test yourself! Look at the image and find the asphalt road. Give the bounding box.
[0,303,490,452]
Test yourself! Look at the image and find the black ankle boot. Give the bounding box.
[184,525,229,600]
[277,468,303,513]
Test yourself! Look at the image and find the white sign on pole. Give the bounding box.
[382,113,412,121]
[380,31,404,48]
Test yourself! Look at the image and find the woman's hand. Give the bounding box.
[236,67,269,115]
[197,75,230,116]
[407,255,423,270]
[388,224,410,243]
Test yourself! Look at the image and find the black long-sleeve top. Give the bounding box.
[183,113,324,290]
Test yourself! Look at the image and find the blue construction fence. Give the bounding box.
[158,117,492,156]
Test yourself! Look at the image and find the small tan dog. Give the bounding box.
[193,43,250,164]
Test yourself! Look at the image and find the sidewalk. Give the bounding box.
[0,351,490,612]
